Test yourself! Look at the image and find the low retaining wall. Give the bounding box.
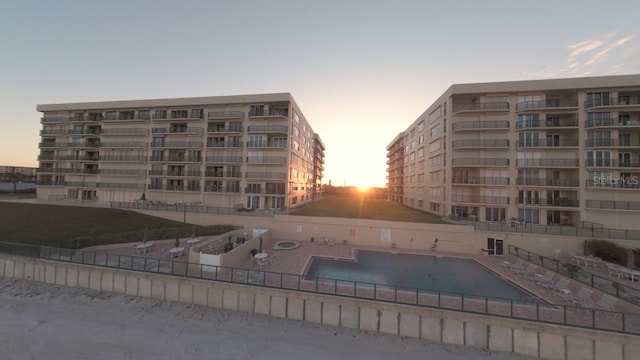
[1,255,638,360]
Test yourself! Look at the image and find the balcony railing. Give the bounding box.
[516,118,579,129]
[207,111,244,119]
[98,169,147,176]
[586,159,640,168]
[39,129,66,136]
[249,109,289,117]
[205,156,242,163]
[67,129,101,135]
[451,120,510,131]
[585,117,640,128]
[100,128,149,135]
[149,170,202,177]
[450,195,509,204]
[165,156,202,162]
[246,141,288,148]
[151,142,203,148]
[515,178,580,187]
[245,172,287,180]
[64,181,145,190]
[451,158,509,166]
[246,156,287,165]
[204,171,242,178]
[100,155,147,162]
[516,139,578,148]
[207,126,243,133]
[515,198,579,207]
[585,96,640,108]
[148,184,201,192]
[151,127,204,134]
[585,139,640,147]
[586,200,640,211]
[515,99,578,111]
[40,116,69,124]
[100,142,148,148]
[247,125,289,133]
[206,141,242,148]
[451,177,509,185]
[516,158,579,167]
[451,139,509,148]
[452,102,509,112]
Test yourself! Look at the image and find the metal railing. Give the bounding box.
[473,221,640,241]
[508,245,640,308]
[0,241,638,335]
[111,201,277,217]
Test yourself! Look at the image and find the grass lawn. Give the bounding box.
[0,202,195,247]
[288,196,447,223]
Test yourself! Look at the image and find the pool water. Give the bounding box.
[305,250,537,301]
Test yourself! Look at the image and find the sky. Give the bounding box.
[1,0,640,188]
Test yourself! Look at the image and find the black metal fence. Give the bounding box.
[1,241,639,335]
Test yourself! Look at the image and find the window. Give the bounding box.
[105,111,117,120]
[190,109,203,119]
[229,121,242,132]
[518,208,539,224]
[418,135,424,144]
[430,123,441,137]
[138,110,150,120]
[518,190,540,205]
[517,114,539,128]
[226,181,240,193]
[154,110,167,119]
[417,121,424,132]
[249,105,264,116]
[587,151,611,166]
[518,132,539,147]
[246,183,261,193]
[586,92,610,107]
[171,110,188,119]
[246,196,260,209]
[485,207,506,222]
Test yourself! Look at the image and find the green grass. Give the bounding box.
[289,196,447,223]
[0,202,197,247]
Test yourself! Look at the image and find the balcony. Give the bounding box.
[149,170,201,177]
[585,138,640,148]
[515,178,580,187]
[205,156,242,163]
[246,156,288,165]
[249,109,289,118]
[515,198,579,207]
[148,184,201,192]
[451,139,509,149]
[246,141,288,149]
[204,171,242,178]
[585,117,640,128]
[206,141,242,148]
[36,179,65,186]
[151,127,204,135]
[585,96,640,108]
[452,102,509,113]
[516,117,579,129]
[451,195,509,205]
[207,126,243,133]
[586,159,640,168]
[451,177,509,185]
[245,172,287,180]
[451,158,509,166]
[207,111,244,119]
[100,142,147,148]
[586,200,640,211]
[100,128,149,136]
[67,129,101,135]
[516,139,578,148]
[151,141,203,148]
[100,155,147,162]
[451,120,509,131]
[515,99,578,111]
[98,169,147,176]
[164,156,201,163]
[39,129,66,136]
[247,125,289,133]
[516,158,579,167]
[40,116,69,124]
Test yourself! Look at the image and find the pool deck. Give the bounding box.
[90,239,640,315]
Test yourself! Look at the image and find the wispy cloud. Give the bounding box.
[530,31,638,78]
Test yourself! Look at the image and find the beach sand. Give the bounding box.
[0,278,538,360]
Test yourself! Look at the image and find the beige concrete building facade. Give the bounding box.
[36,93,323,209]
[387,74,640,231]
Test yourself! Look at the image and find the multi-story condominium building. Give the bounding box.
[36,93,323,210]
[387,74,640,231]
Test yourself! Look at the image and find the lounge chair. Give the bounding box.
[562,287,594,307]
[516,264,537,279]
[606,263,628,280]
[535,271,555,287]
[505,259,525,272]
[594,294,617,313]
[547,278,570,292]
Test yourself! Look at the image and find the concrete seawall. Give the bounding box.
[1,255,638,360]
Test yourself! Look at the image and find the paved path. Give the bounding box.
[0,278,537,360]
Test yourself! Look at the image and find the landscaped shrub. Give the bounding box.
[585,239,628,265]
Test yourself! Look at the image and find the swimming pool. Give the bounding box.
[305,250,537,302]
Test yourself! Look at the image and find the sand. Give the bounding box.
[0,278,538,360]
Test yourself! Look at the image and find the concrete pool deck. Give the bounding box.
[95,239,640,315]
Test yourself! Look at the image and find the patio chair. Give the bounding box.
[562,287,594,307]
[547,278,570,292]
[505,259,525,272]
[516,264,537,279]
[535,270,555,287]
[594,294,617,313]
[606,263,626,280]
